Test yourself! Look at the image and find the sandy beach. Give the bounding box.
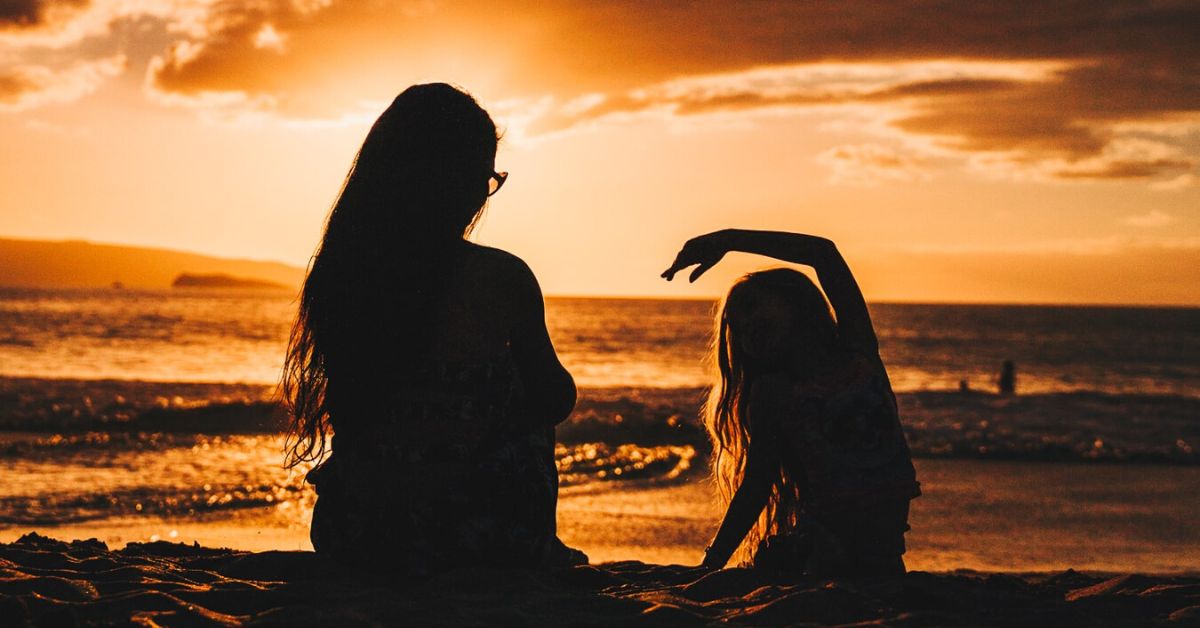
[3,532,1199,626]
[2,303,1198,624]
[4,459,1199,625]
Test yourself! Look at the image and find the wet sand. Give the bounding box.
[2,532,1199,626]
[5,459,1200,575]
[563,458,1200,572]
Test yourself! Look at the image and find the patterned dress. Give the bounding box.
[306,359,557,576]
[782,357,920,509]
[755,355,921,575]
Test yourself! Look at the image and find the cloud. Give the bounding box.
[815,143,932,186]
[0,0,88,28]
[0,0,160,49]
[524,58,1197,182]
[519,61,1060,134]
[506,2,1198,183]
[1150,174,1197,191]
[1054,160,1192,180]
[119,2,1189,115]
[142,0,399,119]
[0,54,124,111]
[0,1,231,53]
[251,22,285,52]
[511,58,1197,184]
[0,70,38,100]
[1122,210,1173,228]
[2,0,1198,178]
[889,62,1200,180]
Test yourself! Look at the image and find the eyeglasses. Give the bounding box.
[488,171,508,196]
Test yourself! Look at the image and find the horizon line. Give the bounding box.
[543,293,1200,309]
[2,283,1195,309]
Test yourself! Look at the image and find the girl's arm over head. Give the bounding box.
[663,229,880,356]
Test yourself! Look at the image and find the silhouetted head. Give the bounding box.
[720,268,839,375]
[336,83,501,242]
[282,83,502,467]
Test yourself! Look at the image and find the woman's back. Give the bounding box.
[424,243,530,362]
[323,243,562,450]
[309,244,573,573]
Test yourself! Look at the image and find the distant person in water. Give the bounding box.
[662,230,920,577]
[998,360,1016,396]
[282,83,584,575]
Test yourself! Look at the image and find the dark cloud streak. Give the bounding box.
[528,77,1024,134]
[10,0,1196,181]
[0,70,36,102]
[1054,159,1193,179]
[0,0,87,28]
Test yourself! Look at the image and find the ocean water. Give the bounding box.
[2,288,1198,395]
[1,288,1198,571]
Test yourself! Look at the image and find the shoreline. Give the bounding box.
[5,460,1200,575]
[3,375,1198,466]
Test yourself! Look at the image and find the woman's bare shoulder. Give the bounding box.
[461,243,539,291]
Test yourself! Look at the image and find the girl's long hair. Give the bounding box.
[282,83,499,468]
[704,268,839,564]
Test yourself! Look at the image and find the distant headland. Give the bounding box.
[171,273,290,290]
[0,238,304,290]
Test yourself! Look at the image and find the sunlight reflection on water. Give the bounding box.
[2,290,1197,396]
[0,434,696,528]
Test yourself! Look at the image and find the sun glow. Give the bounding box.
[0,1,1195,304]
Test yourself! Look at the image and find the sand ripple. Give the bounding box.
[2,533,1198,626]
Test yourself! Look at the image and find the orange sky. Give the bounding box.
[1,1,1198,304]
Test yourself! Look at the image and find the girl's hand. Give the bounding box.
[661,229,740,282]
[700,543,730,571]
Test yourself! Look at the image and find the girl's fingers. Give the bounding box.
[663,241,722,281]
[662,249,695,280]
[663,262,698,281]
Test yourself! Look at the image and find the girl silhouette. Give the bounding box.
[283,83,583,574]
[663,229,920,576]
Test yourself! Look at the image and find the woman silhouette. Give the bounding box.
[282,83,583,575]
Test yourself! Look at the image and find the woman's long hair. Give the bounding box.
[282,83,499,468]
[704,268,840,564]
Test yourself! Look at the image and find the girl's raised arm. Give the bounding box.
[663,229,879,356]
